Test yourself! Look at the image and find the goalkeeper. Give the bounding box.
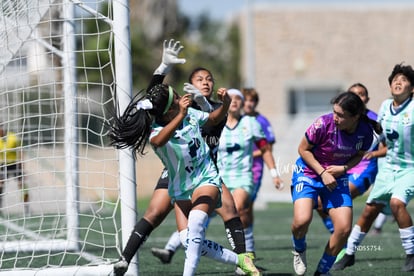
[112,39,260,276]
[0,127,29,215]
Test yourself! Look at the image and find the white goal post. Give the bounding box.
[0,0,137,275]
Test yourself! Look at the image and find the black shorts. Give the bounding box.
[0,163,22,180]
[154,168,168,190]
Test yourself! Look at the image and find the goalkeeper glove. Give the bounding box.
[183,83,213,112]
[154,39,186,75]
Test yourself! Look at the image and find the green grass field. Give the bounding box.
[0,195,410,275]
[135,196,412,275]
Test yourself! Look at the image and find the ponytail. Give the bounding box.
[109,92,153,156]
[360,113,382,135]
[109,84,175,156]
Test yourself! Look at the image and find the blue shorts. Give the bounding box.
[348,162,378,195]
[291,170,352,212]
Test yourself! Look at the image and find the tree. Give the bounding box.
[129,0,241,93]
[79,0,241,95]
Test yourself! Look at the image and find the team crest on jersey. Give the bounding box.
[355,139,363,150]
[309,118,323,135]
[402,112,411,125]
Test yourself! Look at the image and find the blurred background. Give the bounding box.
[128,0,414,204]
[3,0,413,205]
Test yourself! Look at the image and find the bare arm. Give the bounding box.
[150,94,192,148]
[298,136,325,176]
[298,136,335,191]
[260,143,284,190]
[204,88,231,127]
[365,141,387,159]
[326,151,365,177]
[298,136,365,191]
[254,143,274,158]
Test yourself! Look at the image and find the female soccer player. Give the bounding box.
[130,40,250,273]
[110,83,260,276]
[217,88,284,262]
[151,67,250,270]
[290,92,382,276]
[332,63,414,272]
[242,87,279,255]
[317,83,387,235]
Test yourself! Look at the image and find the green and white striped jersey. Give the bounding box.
[378,97,414,170]
[150,108,221,200]
[217,115,265,190]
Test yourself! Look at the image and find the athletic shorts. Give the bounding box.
[291,170,352,212]
[367,167,414,215]
[154,168,222,209]
[348,162,378,195]
[0,163,22,180]
[225,182,254,201]
[171,182,222,210]
[154,168,169,190]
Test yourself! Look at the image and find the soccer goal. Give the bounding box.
[0,0,137,275]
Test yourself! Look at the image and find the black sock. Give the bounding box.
[224,217,246,254]
[122,218,154,263]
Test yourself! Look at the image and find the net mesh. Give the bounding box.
[0,0,121,271]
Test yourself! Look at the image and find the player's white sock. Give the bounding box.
[400,226,414,255]
[165,231,181,252]
[374,213,387,229]
[244,226,255,253]
[179,228,237,265]
[180,210,238,274]
[201,239,238,264]
[182,209,208,276]
[346,225,366,255]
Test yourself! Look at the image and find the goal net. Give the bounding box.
[0,0,135,274]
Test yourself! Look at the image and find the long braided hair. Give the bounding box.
[109,84,174,156]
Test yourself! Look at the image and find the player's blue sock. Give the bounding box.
[316,252,336,273]
[292,236,306,252]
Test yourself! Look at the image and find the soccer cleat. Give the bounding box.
[235,251,257,275]
[237,253,261,276]
[402,254,414,272]
[331,253,355,270]
[235,266,247,275]
[113,256,128,276]
[151,247,174,264]
[334,248,346,263]
[292,250,307,275]
[246,252,256,262]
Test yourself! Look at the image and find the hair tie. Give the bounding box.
[163,86,174,114]
[136,99,153,110]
